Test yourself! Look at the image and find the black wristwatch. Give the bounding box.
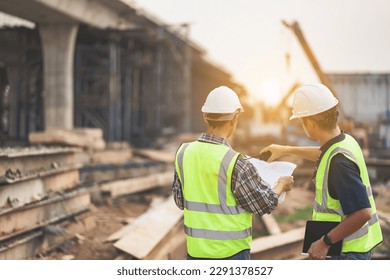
[323,234,333,246]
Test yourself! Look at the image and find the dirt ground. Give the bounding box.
[38,176,390,260]
[40,189,171,260]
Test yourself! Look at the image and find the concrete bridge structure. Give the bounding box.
[0,0,138,129]
[0,1,249,147]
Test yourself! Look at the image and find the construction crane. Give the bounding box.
[282,20,352,124]
[282,20,369,153]
[281,20,347,119]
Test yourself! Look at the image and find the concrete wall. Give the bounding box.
[328,73,390,124]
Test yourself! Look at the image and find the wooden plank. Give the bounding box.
[366,157,390,166]
[251,227,305,253]
[89,149,133,165]
[107,220,137,242]
[114,197,183,259]
[107,198,165,242]
[29,129,105,150]
[250,227,305,260]
[134,149,175,163]
[261,213,282,235]
[100,171,173,198]
[144,220,186,260]
[0,190,90,239]
[156,171,174,186]
[80,163,166,184]
[0,146,80,159]
[64,128,103,139]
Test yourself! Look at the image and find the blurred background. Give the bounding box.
[0,0,389,260]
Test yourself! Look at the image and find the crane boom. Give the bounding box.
[282,20,372,153]
[282,20,345,117]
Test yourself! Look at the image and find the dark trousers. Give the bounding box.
[187,249,250,260]
[329,251,372,260]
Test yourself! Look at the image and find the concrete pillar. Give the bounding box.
[39,23,78,129]
[182,26,192,132]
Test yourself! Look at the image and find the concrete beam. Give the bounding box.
[35,0,137,29]
[0,0,137,30]
[0,189,90,239]
[39,23,78,129]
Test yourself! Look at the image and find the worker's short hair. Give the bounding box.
[205,112,237,128]
[305,106,339,131]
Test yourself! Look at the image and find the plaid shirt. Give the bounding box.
[172,133,279,216]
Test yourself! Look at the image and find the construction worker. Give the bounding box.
[173,86,294,260]
[260,83,383,260]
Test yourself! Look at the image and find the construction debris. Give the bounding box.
[0,146,93,259]
[133,148,175,164]
[100,171,173,199]
[113,196,183,259]
[0,133,181,260]
[1,132,389,260]
[29,128,106,150]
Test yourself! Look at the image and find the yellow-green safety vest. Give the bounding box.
[313,134,383,253]
[175,141,252,258]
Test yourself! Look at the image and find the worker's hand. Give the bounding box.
[308,237,330,260]
[278,176,294,192]
[259,144,286,162]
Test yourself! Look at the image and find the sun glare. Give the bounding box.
[253,80,282,107]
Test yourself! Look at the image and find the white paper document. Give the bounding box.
[247,157,297,203]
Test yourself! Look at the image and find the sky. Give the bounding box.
[131,0,390,106]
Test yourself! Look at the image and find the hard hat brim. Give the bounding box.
[289,102,338,121]
[201,107,244,114]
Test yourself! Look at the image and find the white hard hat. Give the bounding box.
[201,86,244,113]
[289,83,339,120]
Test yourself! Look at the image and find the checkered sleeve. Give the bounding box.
[172,171,184,210]
[232,156,279,216]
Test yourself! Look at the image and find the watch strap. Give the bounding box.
[323,234,333,246]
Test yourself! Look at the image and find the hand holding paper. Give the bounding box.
[247,157,296,202]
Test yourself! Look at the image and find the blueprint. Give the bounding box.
[247,157,297,203]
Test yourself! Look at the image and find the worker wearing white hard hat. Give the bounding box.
[202,86,244,115]
[260,82,383,260]
[289,83,339,120]
[173,86,294,260]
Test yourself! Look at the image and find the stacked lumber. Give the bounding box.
[29,128,106,150]
[77,145,173,201]
[77,142,133,167]
[0,140,177,259]
[0,146,94,259]
[80,159,168,186]
[29,128,174,200]
[100,170,173,199]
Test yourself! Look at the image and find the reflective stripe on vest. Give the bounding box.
[313,135,383,251]
[184,225,251,240]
